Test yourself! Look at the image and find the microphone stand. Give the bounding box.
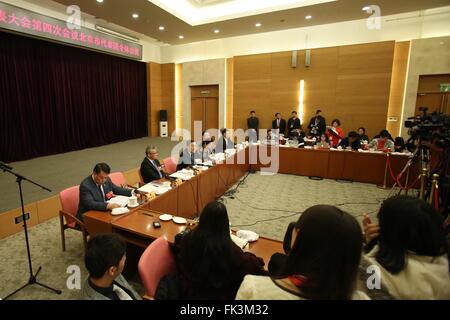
[1,163,62,299]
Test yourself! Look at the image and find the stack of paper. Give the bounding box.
[137,184,159,193]
[170,169,194,180]
[107,195,131,207]
[231,233,249,250]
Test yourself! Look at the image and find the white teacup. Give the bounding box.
[128,196,138,207]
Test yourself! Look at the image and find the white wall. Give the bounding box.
[160,6,450,63]
[401,36,450,137]
[1,0,162,62]
[182,59,227,131]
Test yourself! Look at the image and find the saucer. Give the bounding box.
[159,214,173,221]
[172,216,187,224]
[127,203,139,208]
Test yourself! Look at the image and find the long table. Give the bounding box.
[83,148,284,267]
[251,146,417,187]
[84,145,415,268]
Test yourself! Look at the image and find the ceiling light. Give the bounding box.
[362,6,371,11]
[255,22,262,27]
[159,26,165,31]
[96,0,104,3]
[179,35,184,39]
[132,13,139,19]
[214,29,220,33]
[305,15,312,20]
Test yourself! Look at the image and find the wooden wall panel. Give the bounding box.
[336,41,395,138]
[37,195,62,223]
[233,41,396,138]
[226,58,234,129]
[0,203,39,239]
[147,62,176,137]
[148,62,162,137]
[387,41,410,136]
[162,63,176,136]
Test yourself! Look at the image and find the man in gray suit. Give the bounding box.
[77,163,132,221]
[81,234,141,300]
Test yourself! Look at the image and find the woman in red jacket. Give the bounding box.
[326,119,344,148]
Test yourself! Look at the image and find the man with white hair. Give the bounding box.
[140,146,165,183]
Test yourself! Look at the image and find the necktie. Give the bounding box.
[98,185,105,201]
[277,119,280,127]
[191,153,194,164]
[151,160,162,178]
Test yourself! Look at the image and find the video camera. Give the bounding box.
[405,107,450,147]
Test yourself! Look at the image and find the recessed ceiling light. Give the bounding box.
[255,22,262,27]
[179,35,184,39]
[305,15,312,20]
[362,6,371,11]
[159,26,165,31]
[132,13,139,19]
[214,29,220,33]
[96,0,104,3]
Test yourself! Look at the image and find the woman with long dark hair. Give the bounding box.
[177,201,266,299]
[237,205,367,300]
[362,195,450,299]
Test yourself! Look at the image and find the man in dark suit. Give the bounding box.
[177,141,202,171]
[338,131,361,150]
[287,111,302,138]
[77,163,132,221]
[272,113,287,136]
[140,146,165,184]
[216,128,234,153]
[247,110,259,141]
[308,109,326,137]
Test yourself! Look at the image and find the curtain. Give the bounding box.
[0,30,147,162]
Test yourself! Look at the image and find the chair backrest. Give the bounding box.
[109,172,127,186]
[138,237,176,298]
[138,168,144,184]
[163,157,177,174]
[59,185,80,227]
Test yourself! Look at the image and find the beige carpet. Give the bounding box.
[0,137,179,213]
[0,170,391,300]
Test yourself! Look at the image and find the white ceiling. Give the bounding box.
[148,0,337,25]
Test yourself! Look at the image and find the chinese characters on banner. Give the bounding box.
[0,3,142,60]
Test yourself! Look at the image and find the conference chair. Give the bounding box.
[138,169,144,186]
[138,237,176,299]
[163,157,177,175]
[109,171,127,186]
[59,185,88,251]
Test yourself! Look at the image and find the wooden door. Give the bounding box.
[191,98,205,136]
[205,98,219,130]
[415,93,447,115]
[190,85,219,136]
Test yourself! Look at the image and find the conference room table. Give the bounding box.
[84,147,285,266]
[84,144,415,267]
[250,145,417,187]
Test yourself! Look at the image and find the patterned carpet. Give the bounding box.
[0,172,391,300]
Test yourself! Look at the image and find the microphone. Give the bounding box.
[0,161,13,170]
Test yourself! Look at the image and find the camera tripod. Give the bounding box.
[386,141,430,199]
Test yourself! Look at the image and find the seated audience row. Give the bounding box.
[82,196,449,300]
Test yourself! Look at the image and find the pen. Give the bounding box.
[142,211,154,217]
